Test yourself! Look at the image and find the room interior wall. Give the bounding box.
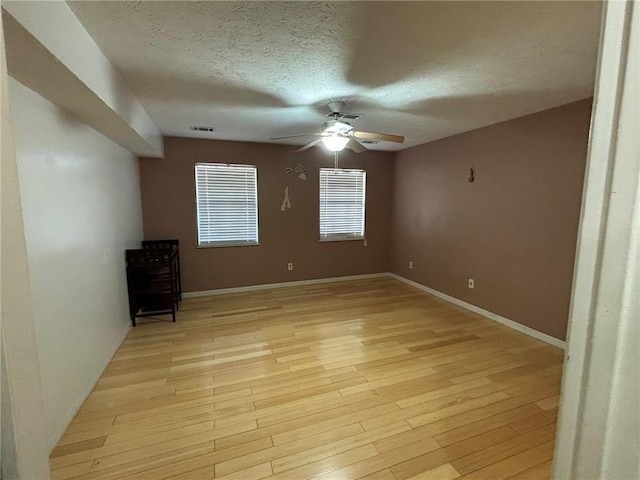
[1,19,49,476]
[139,137,394,292]
[390,99,592,340]
[1,348,19,478]
[8,78,143,450]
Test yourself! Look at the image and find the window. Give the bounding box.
[195,163,258,247]
[319,168,366,241]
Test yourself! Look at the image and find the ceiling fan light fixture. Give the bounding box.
[322,135,349,152]
[271,102,404,153]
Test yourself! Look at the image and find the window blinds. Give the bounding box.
[319,168,366,240]
[195,163,258,247]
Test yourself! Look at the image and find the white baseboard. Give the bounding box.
[387,273,566,350]
[183,271,565,350]
[182,273,389,298]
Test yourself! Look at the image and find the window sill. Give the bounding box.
[319,237,365,243]
[197,242,260,249]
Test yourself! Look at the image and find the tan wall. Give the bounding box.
[139,137,394,292]
[390,99,592,340]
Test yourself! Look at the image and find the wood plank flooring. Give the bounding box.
[50,277,564,480]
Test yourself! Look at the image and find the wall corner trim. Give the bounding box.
[388,273,566,350]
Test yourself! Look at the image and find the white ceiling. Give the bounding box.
[68,1,602,151]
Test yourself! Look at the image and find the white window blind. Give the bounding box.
[319,168,366,241]
[195,163,258,247]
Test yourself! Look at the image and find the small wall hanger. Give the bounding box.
[294,163,307,180]
[281,186,291,211]
[284,163,307,180]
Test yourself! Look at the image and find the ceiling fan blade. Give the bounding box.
[295,138,323,152]
[352,130,405,143]
[346,138,367,153]
[270,133,319,140]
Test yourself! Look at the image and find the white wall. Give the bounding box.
[8,78,143,451]
[1,18,50,478]
[3,1,164,157]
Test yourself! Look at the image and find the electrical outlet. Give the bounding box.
[468,278,475,289]
[287,262,293,271]
[409,261,413,269]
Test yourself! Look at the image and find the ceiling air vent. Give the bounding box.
[190,126,216,132]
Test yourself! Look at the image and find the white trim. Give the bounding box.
[554,1,639,478]
[183,271,565,350]
[318,236,364,243]
[388,273,566,350]
[182,273,389,298]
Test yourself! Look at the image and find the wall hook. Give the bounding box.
[468,165,475,183]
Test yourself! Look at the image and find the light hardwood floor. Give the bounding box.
[50,277,564,480]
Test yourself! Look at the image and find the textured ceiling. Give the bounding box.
[68,1,601,151]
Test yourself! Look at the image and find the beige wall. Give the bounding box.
[390,99,592,340]
[139,101,590,339]
[140,137,394,292]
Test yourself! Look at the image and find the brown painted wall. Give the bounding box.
[139,137,394,292]
[390,99,592,340]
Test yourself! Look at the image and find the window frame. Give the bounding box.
[194,162,259,248]
[319,167,367,242]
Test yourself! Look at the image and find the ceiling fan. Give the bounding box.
[270,101,405,153]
